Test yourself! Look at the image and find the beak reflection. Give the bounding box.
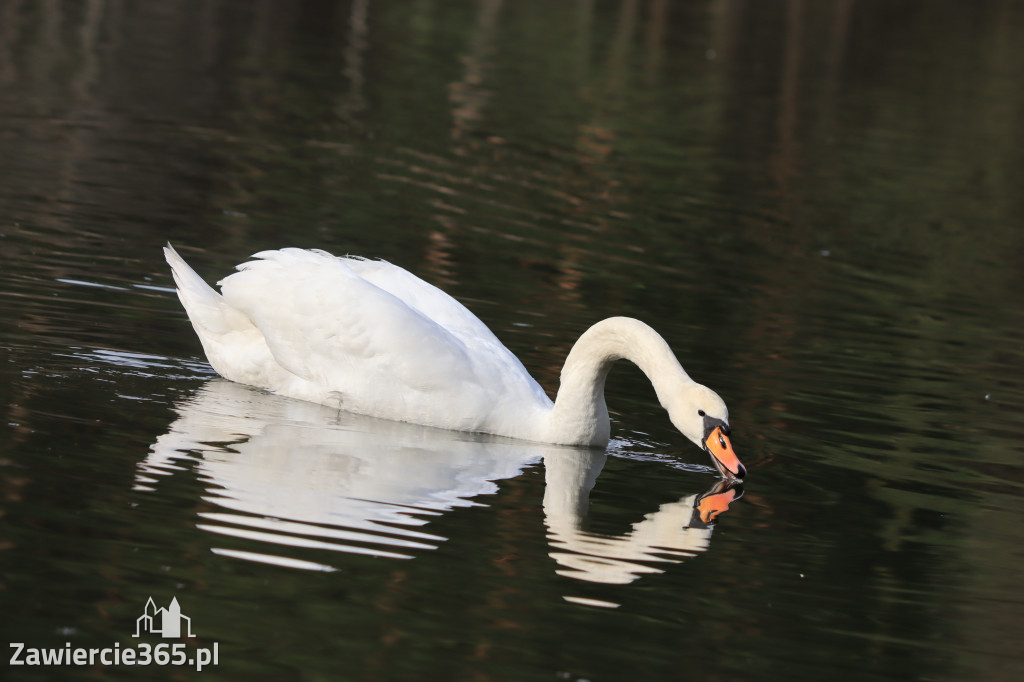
[695,478,744,525]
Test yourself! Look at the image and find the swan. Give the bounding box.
[163,245,745,478]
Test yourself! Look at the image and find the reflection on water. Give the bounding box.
[544,452,739,586]
[139,378,738,592]
[138,379,538,566]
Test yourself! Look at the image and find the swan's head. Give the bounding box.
[670,385,746,480]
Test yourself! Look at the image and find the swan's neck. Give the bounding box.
[545,317,693,446]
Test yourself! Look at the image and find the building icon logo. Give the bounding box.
[133,597,196,638]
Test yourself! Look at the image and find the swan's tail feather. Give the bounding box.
[164,244,251,336]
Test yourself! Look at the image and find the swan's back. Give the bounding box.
[345,256,499,348]
[167,246,552,439]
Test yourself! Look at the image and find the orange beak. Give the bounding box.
[704,426,746,479]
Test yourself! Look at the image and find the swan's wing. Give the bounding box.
[346,258,503,349]
[216,249,548,430]
[346,257,551,407]
[219,249,474,388]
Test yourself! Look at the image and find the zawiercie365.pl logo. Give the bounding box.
[9,597,219,671]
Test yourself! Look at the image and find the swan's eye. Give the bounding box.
[698,410,706,417]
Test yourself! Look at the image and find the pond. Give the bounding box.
[1,1,1023,680]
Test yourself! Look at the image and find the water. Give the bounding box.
[2,1,1023,680]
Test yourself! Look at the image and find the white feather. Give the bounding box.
[166,245,551,439]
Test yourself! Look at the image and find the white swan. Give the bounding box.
[164,245,745,478]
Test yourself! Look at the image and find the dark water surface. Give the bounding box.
[2,1,1023,680]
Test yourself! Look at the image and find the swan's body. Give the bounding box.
[164,245,745,477]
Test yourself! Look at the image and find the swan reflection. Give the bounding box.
[138,379,740,584]
[544,455,742,584]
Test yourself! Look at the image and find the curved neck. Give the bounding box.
[544,317,692,446]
